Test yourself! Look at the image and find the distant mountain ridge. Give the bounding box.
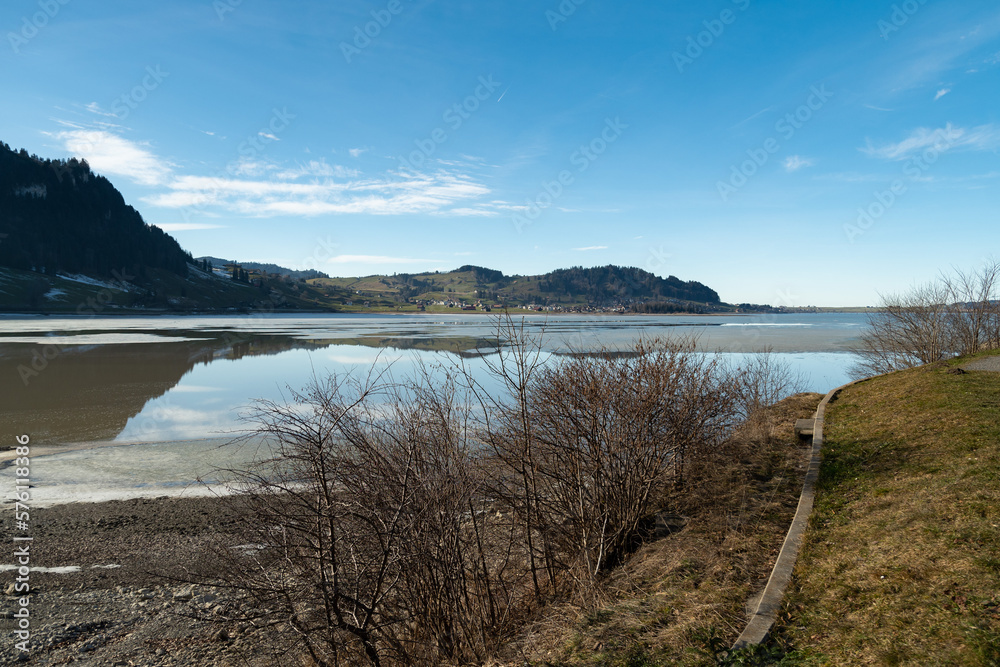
[198,256,329,281]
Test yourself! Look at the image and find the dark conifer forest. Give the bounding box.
[0,142,191,278]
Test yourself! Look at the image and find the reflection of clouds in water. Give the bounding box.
[118,402,240,442]
[49,315,865,451]
[325,346,404,366]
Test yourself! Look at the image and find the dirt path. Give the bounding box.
[962,355,1000,372]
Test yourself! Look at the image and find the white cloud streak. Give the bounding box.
[327,255,436,264]
[52,130,172,185]
[154,223,226,232]
[51,126,507,218]
[861,123,1000,160]
[783,155,814,172]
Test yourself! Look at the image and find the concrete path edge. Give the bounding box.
[731,379,862,650]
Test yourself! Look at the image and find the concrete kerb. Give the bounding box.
[732,378,864,650]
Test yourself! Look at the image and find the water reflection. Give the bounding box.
[0,334,341,447]
[0,313,866,448]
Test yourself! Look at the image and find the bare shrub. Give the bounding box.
[852,281,953,377]
[853,260,1000,378]
[209,315,799,664]
[481,334,733,590]
[941,259,1000,355]
[724,348,805,423]
[212,369,519,666]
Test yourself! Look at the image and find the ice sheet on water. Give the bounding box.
[1,438,274,508]
[0,333,204,344]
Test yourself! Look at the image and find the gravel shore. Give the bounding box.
[1,496,273,666]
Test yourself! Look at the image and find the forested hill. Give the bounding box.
[538,265,720,304]
[313,264,723,310]
[0,141,192,278]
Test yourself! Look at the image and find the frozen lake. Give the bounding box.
[0,312,867,505]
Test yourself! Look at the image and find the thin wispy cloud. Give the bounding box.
[259,132,280,141]
[51,126,502,217]
[274,160,359,180]
[51,129,172,186]
[783,155,814,172]
[327,255,436,264]
[445,207,501,217]
[731,106,774,129]
[154,223,226,232]
[861,123,1000,160]
[934,88,951,101]
[84,102,118,118]
[883,15,1000,93]
[348,147,368,158]
[145,169,495,217]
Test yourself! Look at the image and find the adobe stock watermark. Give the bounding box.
[673,0,752,73]
[111,65,169,120]
[717,84,833,202]
[645,244,672,274]
[7,0,71,54]
[729,288,800,353]
[16,269,136,386]
[397,75,501,172]
[878,0,929,41]
[341,0,416,64]
[844,125,960,244]
[213,0,242,21]
[288,235,339,274]
[616,245,674,295]
[513,117,627,233]
[546,0,586,31]
[178,107,295,225]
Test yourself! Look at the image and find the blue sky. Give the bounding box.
[2,0,999,306]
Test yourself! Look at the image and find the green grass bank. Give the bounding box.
[775,352,1000,665]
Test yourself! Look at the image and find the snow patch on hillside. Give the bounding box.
[58,273,139,292]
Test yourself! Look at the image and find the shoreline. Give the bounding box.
[0,309,868,320]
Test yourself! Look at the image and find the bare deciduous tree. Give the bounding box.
[477,333,733,590]
[724,348,805,422]
[942,259,1000,355]
[852,260,1000,378]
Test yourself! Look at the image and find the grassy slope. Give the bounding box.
[312,269,554,306]
[0,265,362,313]
[777,353,1000,665]
[511,393,824,666]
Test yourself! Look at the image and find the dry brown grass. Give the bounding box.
[775,355,1000,666]
[498,392,824,666]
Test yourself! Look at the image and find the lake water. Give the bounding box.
[0,312,868,505]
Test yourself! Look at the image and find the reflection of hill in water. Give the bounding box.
[307,335,502,358]
[0,335,336,446]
